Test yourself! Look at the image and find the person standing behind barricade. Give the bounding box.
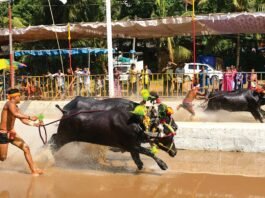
[198,66,209,94]
[128,63,138,96]
[140,64,152,90]
[162,61,175,96]
[222,67,233,92]
[74,67,83,96]
[114,67,122,97]
[248,68,258,90]
[83,67,91,96]
[236,71,244,90]
[231,65,237,90]
[94,76,103,97]
[52,70,65,97]
[174,62,184,95]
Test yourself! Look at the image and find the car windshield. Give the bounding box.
[188,65,198,70]
[116,66,129,73]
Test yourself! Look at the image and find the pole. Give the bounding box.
[106,0,114,97]
[192,0,196,86]
[8,1,14,88]
[88,50,90,68]
[68,23,73,74]
[132,37,136,60]
[3,70,6,100]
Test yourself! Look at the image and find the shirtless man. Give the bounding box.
[0,88,43,176]
[176,84,206,120]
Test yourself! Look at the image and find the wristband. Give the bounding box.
[28,121,34,126]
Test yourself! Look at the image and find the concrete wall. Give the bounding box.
[176,122,265,153]
[1,100,264,153]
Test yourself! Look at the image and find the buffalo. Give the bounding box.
[205,89,265,122]
[50,95,178,170]
[49,107,177,170]
[61,96,138,114]
[62,92,160,113]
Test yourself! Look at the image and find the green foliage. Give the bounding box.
[0,0,264,74]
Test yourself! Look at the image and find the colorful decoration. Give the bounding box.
[131,105,147,116]
[151,145,158,154]
[37,114,45,121]
[167,107,174,115]
[141,89,150,101]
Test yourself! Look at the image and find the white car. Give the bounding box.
[183,63,223,82]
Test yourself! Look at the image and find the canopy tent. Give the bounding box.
[14,48,109,57]
[0,12,265,43]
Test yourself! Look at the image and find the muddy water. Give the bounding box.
[1,147,265,198]
[0,120,265,197]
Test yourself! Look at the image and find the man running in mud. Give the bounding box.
[176,84,206,120]
[0,88,43,176]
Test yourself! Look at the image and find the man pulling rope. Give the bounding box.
[0,88,43,176]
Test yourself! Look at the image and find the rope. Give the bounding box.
[38,109,106,145]
[47,0,65,75]
[198,93,225,109]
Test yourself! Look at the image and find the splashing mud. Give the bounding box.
[174,105,258,123]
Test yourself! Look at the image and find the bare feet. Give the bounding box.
[31,168,44,176]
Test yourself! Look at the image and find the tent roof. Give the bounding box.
[0,12,265,43]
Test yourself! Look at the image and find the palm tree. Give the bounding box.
[196,0,258,68]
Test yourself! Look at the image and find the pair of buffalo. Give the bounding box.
[50,96,178,171]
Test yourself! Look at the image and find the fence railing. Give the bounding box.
[0,72,262,100]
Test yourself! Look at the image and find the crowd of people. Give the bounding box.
[221,66,258,92]
[0,62,261,100]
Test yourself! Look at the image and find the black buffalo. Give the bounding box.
[61,96,138,114]
[205,90,265,122]
[49,108,177,170]
[62,92,160,113]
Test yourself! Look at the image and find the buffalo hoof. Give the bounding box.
[157,159,168,170]
[136,163,144,170]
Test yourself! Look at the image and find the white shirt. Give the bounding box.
[52,73,65,86]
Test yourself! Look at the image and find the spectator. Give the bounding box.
[83,67,91,96]
[236,71,244,90]
[248,68,258,90]
[162,61,175,96]
[52,70,65,96]
[128,63,138,96]
[113,67,121,97]
[74,67,83,96]
[198,65,209,94]
[94,76,103,96]
[231,65,237,90]
[222,67,233,92]
[174,62,184,95]
[140,64,152,90]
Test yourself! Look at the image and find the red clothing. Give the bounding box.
[222,72,233,91]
